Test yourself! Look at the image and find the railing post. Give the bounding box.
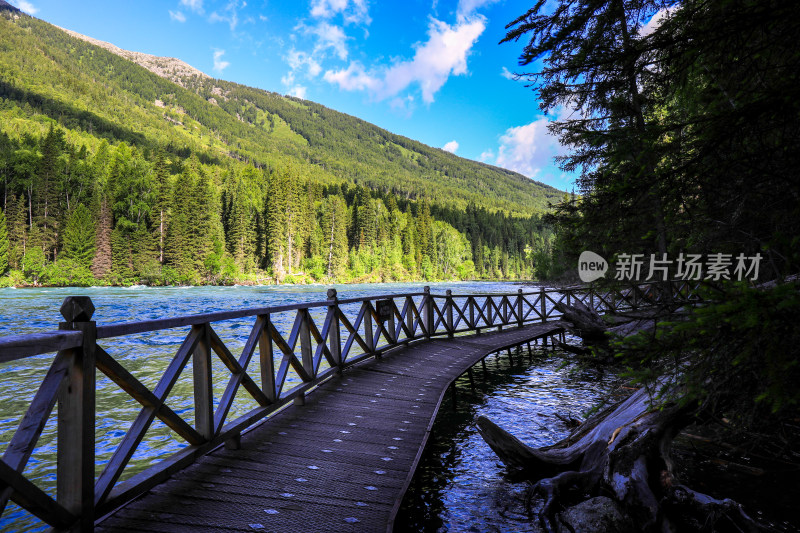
[540,287,546,322]
[386,300,397,344]
[192,323,213,440]
[364,302,375,355]
[327,289,342,373]
[468,297,475,330]
[517,289,524,327]
[423,286,433,338]
[406,296,415,338]
[445,290,454,338]
[259,314,276,402]
[57,296,97,531]
[299,309,313,376]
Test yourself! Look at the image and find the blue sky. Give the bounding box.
[9,0,576,190]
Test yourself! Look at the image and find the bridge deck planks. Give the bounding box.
[98,322,564,533]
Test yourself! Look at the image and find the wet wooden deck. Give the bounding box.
[97,322,565,533]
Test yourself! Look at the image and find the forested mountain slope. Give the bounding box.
[0,5,562,286]
[0,6,561,215]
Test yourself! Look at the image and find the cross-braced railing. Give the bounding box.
[0,280,704,530]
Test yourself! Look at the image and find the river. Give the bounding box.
[0,282,614,532]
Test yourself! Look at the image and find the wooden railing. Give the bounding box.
[0,280,703,530]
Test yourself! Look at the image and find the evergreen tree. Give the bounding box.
[0,206,8,275]
[321,195,348,279]
[91,196,112,278]
[62,203,95,270]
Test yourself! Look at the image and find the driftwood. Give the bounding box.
[476,386,759,532]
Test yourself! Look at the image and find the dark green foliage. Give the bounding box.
[505,0,800,430]
[616,282,800,426]
[0,206,8,274]
[61,203,95,269]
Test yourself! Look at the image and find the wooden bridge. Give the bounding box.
[0,281,702,532]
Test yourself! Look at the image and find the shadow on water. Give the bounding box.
[395,340,621,533]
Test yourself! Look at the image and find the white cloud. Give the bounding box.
[494,112,571,179]
[323,62,379,91]
[325,15,485,104]
[180,0,203,13]
[288,86,308,99]
[456,0,499,20]
[442,140,459,154]
[309,22,348,60]
[479,149,494,162]
[210,0,244,31]
[311,0,371,25]
[500,66,514,80]
[169,10,187,22]
[287,49,323,78]
[640,7,675,37]
[213,50,230,73]
[12,0,38,14]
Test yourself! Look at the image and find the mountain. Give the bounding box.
[0,7,562,216]
[0,7,562,286]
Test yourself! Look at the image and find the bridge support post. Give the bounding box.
[57,296,97,531]
[517,289,524,328]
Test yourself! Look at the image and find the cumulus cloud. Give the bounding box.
[639,7,675,37]
[323,62,379,91]
[12,0,38,14]
[489,110,573,182]
[180,0,203,13]
[479,149,494,162]
[169,10,187,22]
[325,15,485,104]
[288,86,308,99]
[442,140,459,154]
[287,49,323,78]
[308,22,349,60]
[500,66,514,80]
[213,50,230,73]
[311,0,371,25]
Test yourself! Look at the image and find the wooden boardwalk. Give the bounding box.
[97,322,564,533]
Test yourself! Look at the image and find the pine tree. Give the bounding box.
[153,149,170,264]
[91,196,112,278]
[321,195,348,279]
[0,206,8,275]
[62,204,96,271]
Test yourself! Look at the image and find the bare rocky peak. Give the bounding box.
[57,26,210,87]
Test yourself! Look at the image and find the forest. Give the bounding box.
[0,3,562,287]
[0,124,559,286]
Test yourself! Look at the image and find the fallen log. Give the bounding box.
[476,386,761,532]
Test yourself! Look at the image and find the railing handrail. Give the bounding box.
[0,279,704,531]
